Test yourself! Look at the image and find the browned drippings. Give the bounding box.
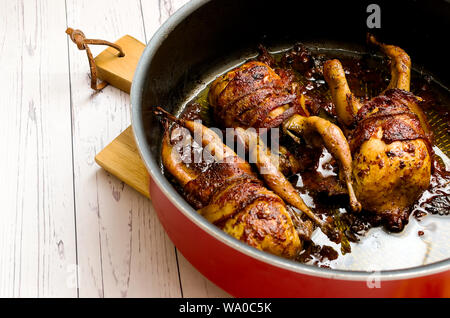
[297,241,339,268]
[413,161,450,217]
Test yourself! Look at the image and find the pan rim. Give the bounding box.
[131,0,450,282]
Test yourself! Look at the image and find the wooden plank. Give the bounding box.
[0,0,77,297]
[140,0,230,298]
[95,35,145,94]
[66,0,181,297]
[95,126,150,199]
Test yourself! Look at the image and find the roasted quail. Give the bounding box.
[209,60,361,213]
[323,36,433,231]
[155,108,302,258]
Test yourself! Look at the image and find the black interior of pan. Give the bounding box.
[139,0,450,270]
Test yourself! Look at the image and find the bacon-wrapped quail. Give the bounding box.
[323,36,433,231]
[156,108,302,258]
[208,60,361,213]
[209,61,309,129]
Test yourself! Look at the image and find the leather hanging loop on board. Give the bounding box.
[66,27,125,91]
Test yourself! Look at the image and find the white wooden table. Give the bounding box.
[0,0,230,298]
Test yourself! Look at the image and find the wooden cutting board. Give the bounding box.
[95,126,151,198]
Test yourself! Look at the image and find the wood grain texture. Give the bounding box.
[95,126,150,199]
[66,0,181,297]
[95,35,145,94]
[0,0,77,297]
